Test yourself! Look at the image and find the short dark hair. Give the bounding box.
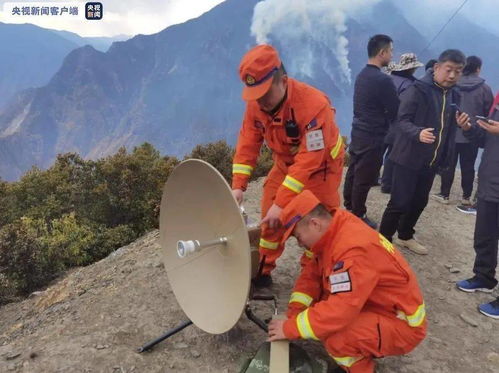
[367,34,393,58]
[425,59,437,71]
[307,204,331,219]
[272,63,287,83]
[438,49,466,65]
[463,56,482,76]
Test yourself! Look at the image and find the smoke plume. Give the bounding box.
[251,0,380,85]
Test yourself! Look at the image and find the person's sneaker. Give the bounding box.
[253,274,273,288]
[393,237,428,255]
[361,214,377,229]
[456,204,477,215]
[478,298,499,319]
[461,197,472,206]
[456,277,495,293]
[431,193,449,204]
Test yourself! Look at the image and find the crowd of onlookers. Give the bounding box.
[345,34,499,319]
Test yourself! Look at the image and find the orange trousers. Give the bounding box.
[325,311,426,373]
[259,165,341,275]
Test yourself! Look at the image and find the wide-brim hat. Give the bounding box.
[391,53,424,72]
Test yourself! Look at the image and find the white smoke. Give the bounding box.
[251,0,381,85]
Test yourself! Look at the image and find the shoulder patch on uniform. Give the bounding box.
[333,261,344,271]
[329,270,352,294]
[306,129,324,151]
[306,119,318,130]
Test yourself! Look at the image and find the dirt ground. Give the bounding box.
[0,174,498,373]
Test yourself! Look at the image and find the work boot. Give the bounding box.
[253,274,273,288]
[431,193,449,204]
[394,237,428,255]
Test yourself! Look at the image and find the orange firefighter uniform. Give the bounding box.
[280,191,427,373]
[233,45,344,275]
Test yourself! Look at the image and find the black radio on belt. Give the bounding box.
[285,108,300,139]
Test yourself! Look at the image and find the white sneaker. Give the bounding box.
[461,197,472,206]
[394,237,428,255]
[431,194,449,204]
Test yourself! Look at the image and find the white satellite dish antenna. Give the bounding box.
[138,159,289,372]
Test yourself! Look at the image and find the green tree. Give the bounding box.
[186,140,235,183]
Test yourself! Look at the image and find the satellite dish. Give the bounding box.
[160,159,252,334]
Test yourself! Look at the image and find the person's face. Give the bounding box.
[379,42,393,67]
[292,217,324,249]
[433,61,464,88]
[257,75,287,112]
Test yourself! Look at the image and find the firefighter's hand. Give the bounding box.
[268,319,287,341]
[477,119,499,136]
[232,189,243,205]
[456,111,471,130]
[419,128,436,144]
[261,204,283,229]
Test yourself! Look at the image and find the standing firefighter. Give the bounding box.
[268,191,426,373]
[232,45,344,287]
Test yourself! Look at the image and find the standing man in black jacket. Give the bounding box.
[456,102,499,319]
[379,49,470,255]
[432,56,494,206]
[343,34,399,228]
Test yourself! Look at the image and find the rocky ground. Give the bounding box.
[0,175,498,373]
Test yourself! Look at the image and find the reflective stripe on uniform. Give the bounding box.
[304,249,313,259]
[259,238,279,250]
[232,163,253,176]
[289,292,313,307]
[331,355,363,367]
[282,175,304,194]
[330,135,343,160]
[296,309,319,340]
[379,234,395,254]
[397,303,426,327]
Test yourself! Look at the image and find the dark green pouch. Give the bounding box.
[239,341,328,373]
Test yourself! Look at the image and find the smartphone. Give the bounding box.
[475,115,490,123]
[450,103,461,112]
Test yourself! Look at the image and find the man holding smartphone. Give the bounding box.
[432,56,493,207]
[379,49,469,255]
[456,99,499,319]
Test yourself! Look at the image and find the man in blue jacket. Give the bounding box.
[379,49,469,255]
[456,100,499,319]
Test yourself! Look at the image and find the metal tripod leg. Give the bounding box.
[137,320,193,353]
[137,291,276,352]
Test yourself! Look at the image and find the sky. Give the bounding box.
[0,0,498,39]
[392,0,499,39]
[0,0,226,37]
